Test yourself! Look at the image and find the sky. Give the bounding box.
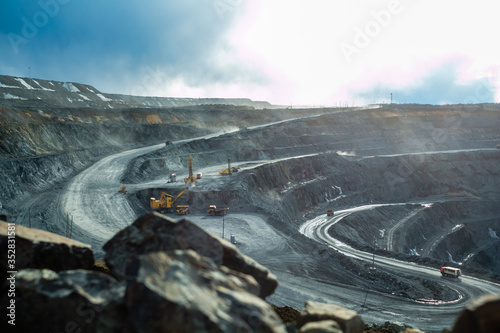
[1,0,499,106]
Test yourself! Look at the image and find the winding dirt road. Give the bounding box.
[299,204,500,331]
[54,132,499,332]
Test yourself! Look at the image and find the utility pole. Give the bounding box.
[390,93,393,104]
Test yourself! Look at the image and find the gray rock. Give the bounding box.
[0,221,94,273]
[451,293,500,333]
[299,320,343,333]
[123,250,287,332]
[10,269,125,332]
[297,301,364,333]
[103,212,278,298]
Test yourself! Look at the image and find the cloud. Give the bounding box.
[1,1,499,105]
[0,0,262,96]
[354,61,496,105]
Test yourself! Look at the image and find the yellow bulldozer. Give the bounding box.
[150,187,189,213]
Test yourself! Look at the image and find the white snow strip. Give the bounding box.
[63,82,80,93]
[3,93,27,100]
[79,94,90,101]
[334,185,343,195]
[489,228,499,239]
[32,80,55,91]
[0,82,19,88]
[96,93,112,102]
[14,78,35,89]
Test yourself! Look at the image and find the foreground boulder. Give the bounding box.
[103,212,278,298]
[11,269,125,332]
[0,221,94,275]
[123,250,286,332]
[297,301,365,333]
[9,251,287,332]
[451,293,500,333]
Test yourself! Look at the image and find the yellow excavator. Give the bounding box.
[150,187,189,213]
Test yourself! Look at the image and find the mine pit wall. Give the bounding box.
[123,105,500,186]
[0,105,221,215]
[132,150,500,277]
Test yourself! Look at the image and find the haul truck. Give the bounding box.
[207,205,229,216]
[440,266,461,278]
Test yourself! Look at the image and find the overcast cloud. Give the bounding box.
[0,0,498,105]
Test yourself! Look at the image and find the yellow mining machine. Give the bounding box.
[207,205,229,216]
[150,187,189,213]
[118,185,127,194]
[219,156,232,176]
[176,205,190,215]
[184,157,198,183]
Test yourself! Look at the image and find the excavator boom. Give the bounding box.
[150,187,189,212]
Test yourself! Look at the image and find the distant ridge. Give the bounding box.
[0,74,274,109]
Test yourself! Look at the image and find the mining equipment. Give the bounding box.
[184,157,198,183]
[150,187,189,213]
[168,173,176,183]
[440,266,461,278]
[176,205,190,215]
[219,156,232,176]
[118,185,127,194]
[197,172,202,179]
[207,205,229,216]
[327,210,334,216]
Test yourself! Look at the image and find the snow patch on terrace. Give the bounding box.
[32,80,55,91]
[14,78,35,90]
[3,93,27,100]
[0,82,19,88]
[79,94,90,101]
[489,228,499,239]
[63,82,80,93]
[96,93,112,102]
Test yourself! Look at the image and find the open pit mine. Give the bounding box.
[1,74,500,333]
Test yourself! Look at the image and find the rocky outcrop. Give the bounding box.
[124,250,285,332]
[0,221,94,275]
[297,301,365,333]
[103,212,278,299]
[299,320,343,333]
[8,213,287,332]
[12,269,125,332]
[6,213,500,332]
[451,293,500,333]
